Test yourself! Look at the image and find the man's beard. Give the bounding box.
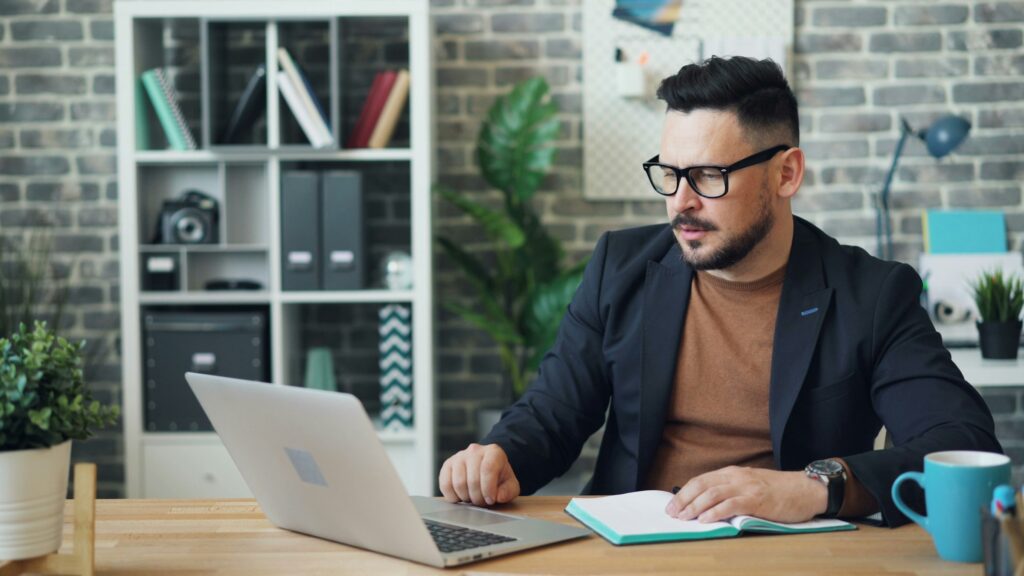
[672,190,775,271]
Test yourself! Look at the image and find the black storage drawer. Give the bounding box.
[143,308,269,431]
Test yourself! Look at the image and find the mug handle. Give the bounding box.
[891,471,928,530]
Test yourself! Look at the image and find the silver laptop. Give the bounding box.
[186,372,589,568]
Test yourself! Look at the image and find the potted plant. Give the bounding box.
[435,77,587,436]
[0,322,119,560]
[969,269,1024,360]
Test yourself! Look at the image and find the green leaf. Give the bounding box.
[970,269,1024,322]
[28,407,51,430]
[478,77,560,203]
[445,301,523,346]
[522,263,587,376]
[436,185,525,248]
[436,237,494,293]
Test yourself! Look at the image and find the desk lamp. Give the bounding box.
[875,115,971,260]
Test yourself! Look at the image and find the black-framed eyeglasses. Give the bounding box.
[642,144,791,199]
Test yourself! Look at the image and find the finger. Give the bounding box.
[496,462,520,503]
[450,457,470,502]
[667,467,741,515]
[667,475,709,516]
[479,449,502,505]
[465,453,485,506]
[677,484,736,521]
[697,496,748,524]
[439,459,457,502]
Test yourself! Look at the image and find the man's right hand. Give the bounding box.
[438,443,520,506]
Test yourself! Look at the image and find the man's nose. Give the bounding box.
[667,178,702,213]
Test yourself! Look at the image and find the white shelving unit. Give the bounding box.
[116,0,435,498]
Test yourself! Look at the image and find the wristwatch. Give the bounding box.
[805,459,846,518]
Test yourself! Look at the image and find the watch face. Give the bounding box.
[810,459,844,476]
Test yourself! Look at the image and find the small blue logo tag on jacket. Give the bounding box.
[800,307,819,317]
[285,447,327,487]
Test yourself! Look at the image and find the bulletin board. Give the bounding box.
[582,0,795,201]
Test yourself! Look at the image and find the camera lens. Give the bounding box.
[175,213,207,243]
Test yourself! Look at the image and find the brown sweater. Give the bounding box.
[644,265,877,518]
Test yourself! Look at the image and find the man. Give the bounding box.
[439,56,1000,526]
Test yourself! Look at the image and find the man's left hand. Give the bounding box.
[665,466,828,524]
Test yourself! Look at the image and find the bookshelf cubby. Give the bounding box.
[117,0,435,498]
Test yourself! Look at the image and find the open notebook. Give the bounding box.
[565,491,855,545]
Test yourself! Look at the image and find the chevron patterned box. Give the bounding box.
[379,304,413,430]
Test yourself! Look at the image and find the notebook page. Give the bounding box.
[729,515,854,533]
[570,491,733,536]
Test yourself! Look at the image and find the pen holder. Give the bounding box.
[983,507,1020,576]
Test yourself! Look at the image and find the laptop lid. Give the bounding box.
[185,372,444,567]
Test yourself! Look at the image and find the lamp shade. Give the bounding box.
[923,116,971,158]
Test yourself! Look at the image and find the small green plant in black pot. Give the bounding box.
[969,269,1023,359]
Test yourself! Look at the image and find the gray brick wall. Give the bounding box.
[0,0,1022,496]
[0,0,121,496]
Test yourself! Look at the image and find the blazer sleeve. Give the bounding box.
[843,263,1002,527]
[480,233,613,495]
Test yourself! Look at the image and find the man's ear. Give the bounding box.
[776,147,804,200]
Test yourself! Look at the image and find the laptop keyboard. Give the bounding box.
[424,520,517,553]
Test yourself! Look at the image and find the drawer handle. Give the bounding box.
[191,353,217,373]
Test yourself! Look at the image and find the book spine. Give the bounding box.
[277,47,333,146]
[367,69,410,149]
[277,69,328,148]
[134,78,150,151]
[140,69,189,151]
[349,70,398,148]
[346,72,385,149]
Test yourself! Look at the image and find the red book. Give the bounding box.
[347,70,398,148]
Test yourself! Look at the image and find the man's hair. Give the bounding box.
[656,56,799,146]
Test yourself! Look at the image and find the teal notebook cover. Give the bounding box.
[135,78,150,151]
[925,210,1006,254]
[565,492,855,546]
[140,68,196,151]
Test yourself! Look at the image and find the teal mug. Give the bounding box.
[892,451,1011,563]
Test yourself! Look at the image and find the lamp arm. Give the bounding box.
[876,122,912,260]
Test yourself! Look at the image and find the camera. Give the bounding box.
[155,190,219,245]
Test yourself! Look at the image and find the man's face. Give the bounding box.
[659,109,778,271]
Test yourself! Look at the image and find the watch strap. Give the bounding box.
[823,464,846,518]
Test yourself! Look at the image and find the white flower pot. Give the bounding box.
[0,440,72,561]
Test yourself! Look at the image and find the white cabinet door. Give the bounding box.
[142,440,252,498]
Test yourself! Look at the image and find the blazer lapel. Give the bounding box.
[769,221,833,467]
[636,241,692,488]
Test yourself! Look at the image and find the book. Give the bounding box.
[347,70,398,148]
[367,69,410,149]
[277,47,332,146]
[140,68,197,151]
[565,491,855,545]
[923,210,1007,254]
[277,69,330,148]
[219,63,266,145]
[135,77,150,150]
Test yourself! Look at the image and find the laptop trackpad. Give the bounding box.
[426,508,517,528]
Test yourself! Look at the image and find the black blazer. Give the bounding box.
[483,216,1001,526]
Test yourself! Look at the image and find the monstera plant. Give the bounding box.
[436,77,586,403]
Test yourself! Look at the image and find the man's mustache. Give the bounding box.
[671,214,717,231]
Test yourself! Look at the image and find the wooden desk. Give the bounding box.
[17,497,979,575]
